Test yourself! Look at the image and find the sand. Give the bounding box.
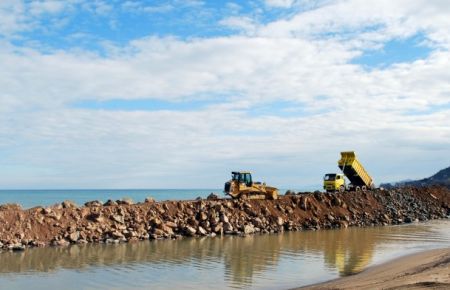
[300,248,450,290]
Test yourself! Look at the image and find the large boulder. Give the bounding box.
[104,199,118,206]
[144,197,155,203]
[223,222,233,232]
[84,200,103,207]
[69,231,80,242]
[243,224,255,235]
[119,198,134,205]
[207,193,219,200]
[185,226,197,236]
[110,214,125,224]
[62,200,77,209]
[197,226,208,235]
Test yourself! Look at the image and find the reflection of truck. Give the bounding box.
[224,171,278,200]
[324,151,374,192]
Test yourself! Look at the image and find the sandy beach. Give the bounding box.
[300,248,450,289]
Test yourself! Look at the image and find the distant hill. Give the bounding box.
[381,166,450,189]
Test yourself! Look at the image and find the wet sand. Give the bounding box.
[300,247,450,290]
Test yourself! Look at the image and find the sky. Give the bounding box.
[0,0,449,189]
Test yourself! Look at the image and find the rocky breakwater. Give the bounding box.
[1,186,450,252]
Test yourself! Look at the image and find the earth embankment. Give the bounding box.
[1,186,449,251]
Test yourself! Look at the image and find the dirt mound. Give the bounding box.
[0,186,449,252]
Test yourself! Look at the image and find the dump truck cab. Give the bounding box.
[224,171,278,200]
[323,173,346,192]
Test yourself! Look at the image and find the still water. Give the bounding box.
[1,220,449,289]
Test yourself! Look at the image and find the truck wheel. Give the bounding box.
[362,186,367,192]
[355,186,361,192]
[339,185,345,193]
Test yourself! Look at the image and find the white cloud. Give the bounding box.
[121,0,204,14]
[259,0,450,49]
[81,0,113,15]
[0,0,27,36]
[0,0,84,37]
[29,0,66,16]
[265,0,295,8]
[219,16,258,35]
[1,0,450,188]
[142,4,173,13]
[225,2,242,13]
[121,1,174,14]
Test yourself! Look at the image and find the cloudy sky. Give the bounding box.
[1,0,449,189]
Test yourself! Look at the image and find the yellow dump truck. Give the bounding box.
[324,151,374,192]
[224,171,279,200]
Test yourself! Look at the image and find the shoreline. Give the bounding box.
[299,247,450,290]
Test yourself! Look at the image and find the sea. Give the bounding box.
[0,188,316,209]
[0,189,219,209]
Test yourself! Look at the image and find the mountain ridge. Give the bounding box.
[381,166,450,189]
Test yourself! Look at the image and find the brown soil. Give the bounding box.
[0,186,449,251]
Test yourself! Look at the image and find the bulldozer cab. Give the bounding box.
[232,171,252,186]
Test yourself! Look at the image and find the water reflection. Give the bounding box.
[1,220,449,289]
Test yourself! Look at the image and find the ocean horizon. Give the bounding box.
[0,187,319,209]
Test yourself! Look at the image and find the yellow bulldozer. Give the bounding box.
[224,171,279,200]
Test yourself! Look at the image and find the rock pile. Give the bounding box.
[0,186,449,252]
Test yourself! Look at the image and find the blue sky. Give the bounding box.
[0,0,449,189]
[11,1,299,51]
[352,33,433,69]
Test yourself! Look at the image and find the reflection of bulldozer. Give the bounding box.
[224,171,278,200]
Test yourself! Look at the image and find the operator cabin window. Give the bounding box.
[243,174,251,185]
[325,174,336,180]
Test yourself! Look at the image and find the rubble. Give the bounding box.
[0,186,449,252]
